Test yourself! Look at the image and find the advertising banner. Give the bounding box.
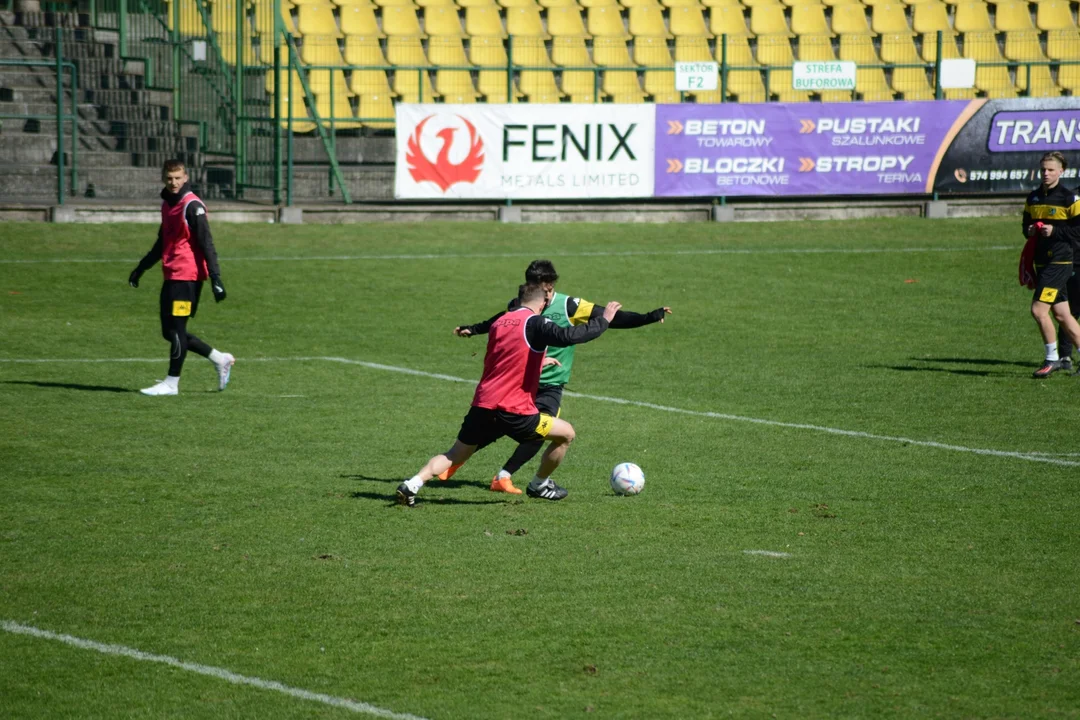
[394,104,655,199]
[930,98,1080,194]
[654,101,973,197]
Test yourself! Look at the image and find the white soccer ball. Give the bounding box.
[610,462,645,495]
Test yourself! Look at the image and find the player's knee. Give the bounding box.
[560,423,576,445]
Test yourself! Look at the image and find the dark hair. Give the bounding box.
[1041,152,1067,171]
[520,283,547,304]
[525,259,558,285]
[162,159,187,176]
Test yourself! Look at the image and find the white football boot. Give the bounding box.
[215,353,236,391]
[140,380,178,396]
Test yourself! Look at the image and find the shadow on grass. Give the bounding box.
[913,357,1033,369]
[2,380,135,393]
[869,357,1044,378]
[340,473,489,490]
[341,475,506,506]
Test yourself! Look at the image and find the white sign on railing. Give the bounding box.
[792,61,857,91]
[675,62,719,92]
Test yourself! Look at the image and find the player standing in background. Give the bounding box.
[128,159,235,396]
[1052,174,1080,373]
[1024,152,1080,379]
[396,284,621,507]
[441,259,671,494]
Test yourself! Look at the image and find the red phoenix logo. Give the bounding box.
[406,115,485,192]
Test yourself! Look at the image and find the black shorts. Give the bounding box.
[535,384,564,417]
[457,406,555,448]
[1033,264,1073,305]
[160,280,203,325]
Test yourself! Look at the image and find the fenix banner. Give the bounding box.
[394,104,655,199]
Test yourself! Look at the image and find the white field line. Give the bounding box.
[0,245,1013,265]
[743,550,792,559]
[0,621,429,720]
[2,355,1077,468]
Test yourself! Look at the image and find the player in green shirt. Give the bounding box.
[443,260,671,496]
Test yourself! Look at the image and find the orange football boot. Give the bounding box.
[489,475,522,494]
[437,462,462,481]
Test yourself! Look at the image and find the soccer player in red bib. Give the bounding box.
[396,284,620,506]
[128,160,235,396]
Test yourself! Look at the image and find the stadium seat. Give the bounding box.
[477,70,523,101]
[465,6,507,37]
[662,0,706,7]
[964,31,1017,95]
[857,71,895,99]
[942,86,977,99]
[643,67,676,95]
[604,68,645,97]
[297,3,343,37]
[345,34,386,63]
[912,1,951,33]
[219,29,261,67]
[798,33,837,61]
[387,35,429,65]
[301,35,346,66]
[505,6,550,37]
[394,68,439,101]
[756,33,795,64]
[669,6,713,37]
[709,5,751,36]
[1005,30,1047,60]
[542,0,584,6]
[436,69,480,98]
[470,35,509,65]
[267,71,317,132]
[1059,63,1080,93]
[414,0,457,7]
[1036,1,1075,32]
[768,68,811,101]
[350,67,393,97]
[166,0,207,35]
[548,6,591,36]
[719,35,759,65]
[210,0,239,34]
[512,36,555,66]
[552,36,593,65]
[357,92,394,129]
[631,5,674,37]
[750,4,792,35]
[252,0,301,37]
[581,0,620,6]
[839,33,880,62]
[953,1,993,32]
[593,37,636,65]
[383,6,426,36]
[588,6,630,37]
[1015,64,1060,96]
[892,66,934,97]
[424,6,466,36]
[314,71,362,129]
[428,36,471,65]
[871,2,914,34]
[520,69,564,98]
[700,0,740,7]
[634,35,674,66]
[790,4,831,36]
[458,0,498,6]
[562,69,605,101]
[831,4,873,34]
[880,32,921,61]
[292,0,332,5]
[819,90,853,101]
[727,69,767,101]
[675,36,712,62]
[920,31,960,61]
[994,0,1035,31]
[340,4,384,36]
[374,0,417,6]
[692,88,724,103]
[1047,28,1080,60]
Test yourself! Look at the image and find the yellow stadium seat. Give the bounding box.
[252,0,300,37]
[783,0,826,6]
[166,0,207,36]
[436,69,479,96]
[219,30,261,67]
[581,0,620,6]
[604,68,644,96]
[871,2,914,34]
[394,67,439,101]
[465,6,507,36]
[943,86,977,99]
[266,70,318,131]
[1036,1,1074,32]
[693,88,724,103]
[387,35,429,64]
[821,0,861,6]
[742,0,782,6]
[506,6,550,36]
[562,69,604,101]
[756,33,795,64]
[635,35,674,65]
[651,89,682,102]
[374,0,417,6]
[700,0,740,7]
[1047,29,1080,60]
[912,1,950,33]
[1058,64,1080,92]
[1016,64,1059,96]
[963,30,1002,60]
[798,33,836,60]
[709,5,751,36]
[305,67,335,95]
[383,6,426,36]
[552,36,594,65]
[350,67,393,95]
[839,33,879,62]
[727,69,767,101]
[428,35,471,64]
[210,0,239,34]
[345,35,386,62]
[424,6,466,36]
[593,37,636,64]
[819,90,853,101]
[901,0,937,5]
[954,1,993,32]
[675,36,712,62]
[588,6,630,37]
[414,0,456,7]
[499,0,539,6]
[541,0,582,6]
[643,68,676,95]
[920,31,960,61]
[630,5,674,37]
[292,0,331,5]
[719,35,759,65]
[340,4,384,36]
[790,4,831,35]
[1004,30,1046,60]
[611,92,646,103]
[470,35,508,65]
[662,0,706,7]
[750,4,792,35]
[458,0,497,6]
[297,3,343,36]
[994,0,1034,31]
[548,6,591,36]
[315,74,362,129]
[768,68,811,101]
[302,35,346,65]
[478,70,523,100]
[880,32,921,61]
[857,65,894,95]
[669,6,713,36]
[511,36,555,66]
[520,69,563,96]
[357,93,394,128]
[831,3,873,34]
[964,32,1016,94]
[892,66,933,96]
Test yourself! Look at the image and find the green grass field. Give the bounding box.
[1,218,1078,719]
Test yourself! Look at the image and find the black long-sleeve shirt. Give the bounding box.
[1022,183,1080,266]
[135,183,222,278]
[460,299,665,338]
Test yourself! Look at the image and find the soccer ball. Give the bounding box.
[610,462,645,495]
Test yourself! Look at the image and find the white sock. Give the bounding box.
[1046,342,1059,362]
[498,469,512,480]
[530,474,548,488]
[164,375,180,390]
[405,476,424,493]
[209,349,226,365]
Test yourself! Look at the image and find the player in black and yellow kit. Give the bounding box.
[1054,179,1080,373]
[1023,152,1080,378]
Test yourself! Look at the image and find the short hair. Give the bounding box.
[525,259,558,285]
[162,159,187,176]
[520,283,547,304]
[1041,152,1067,171]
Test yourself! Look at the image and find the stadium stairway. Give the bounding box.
[0,9,200,201]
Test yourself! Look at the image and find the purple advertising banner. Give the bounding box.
[654,102,973,197]
[987,110,1080,153]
